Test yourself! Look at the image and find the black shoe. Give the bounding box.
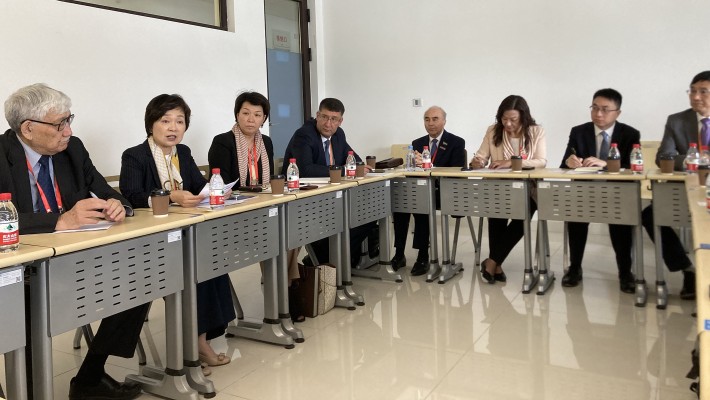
[494,271,507,282]
[480,258,496,284]
[69,374,142,400]
[411,260,428,276]
[619,273,635,294]
[390,254,406,271]
[561,267,582,287]
[680,270,696,300]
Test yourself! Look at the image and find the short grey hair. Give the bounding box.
[425,105,447,119]
[4,83,72,132]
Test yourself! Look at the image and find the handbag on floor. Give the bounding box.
[297,264,319,318]
[317,263,337,315]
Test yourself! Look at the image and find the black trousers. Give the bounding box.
[487,200,538,264]
[567,221,633,277]
[392,212,430,252]
[641,204,692,272]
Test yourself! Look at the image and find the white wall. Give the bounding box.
[318,0,710,163]
[0,0,268,175]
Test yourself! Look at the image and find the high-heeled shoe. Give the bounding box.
[201,362,212,376]
[494,271,507,282]
[480,258,496,284]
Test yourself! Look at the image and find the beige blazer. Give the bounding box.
[473,124,547,168]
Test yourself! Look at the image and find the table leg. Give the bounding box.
[438,214,462,284]
[536,220,554,295]
[653,224,668,309]
[30,260,53,400]
[276,205,303,343]
[634,224,647,307]
[332,233,356,310]
[6,347,27,400]
[426,177,442,282]
[341,193,364,305]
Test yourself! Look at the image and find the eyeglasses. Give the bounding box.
[26,114,75,132]
[589,106,619,114]
[317,113,342,124]
[687,89,710,96]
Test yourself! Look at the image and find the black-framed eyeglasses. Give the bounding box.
[25,114,75,132]
[589,106,619,114]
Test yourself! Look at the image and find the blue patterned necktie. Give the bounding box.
[599,131,609,160]
[324,139,331,166]
[430,139,438,161]
[37,155,59,213]
[701,118,710,147]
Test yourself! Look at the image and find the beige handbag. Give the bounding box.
[317,263,337,315]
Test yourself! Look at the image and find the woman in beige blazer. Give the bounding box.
[469,95,546,284]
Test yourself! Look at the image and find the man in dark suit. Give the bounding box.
[0,84,141,400]
[391,106,467,276]
[281,98,373,266]
[640,71,710,300]
[559,88,640,293]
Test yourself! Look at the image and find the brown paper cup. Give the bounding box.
[356,162,366,178]
[150,189,170,217]
[659,158,674,174]
[270,175,285,196]
[511,156,523,172]
[698,166,710,186]
[366,156,376,169]
[606,159,621,173]
[329,166,342,184]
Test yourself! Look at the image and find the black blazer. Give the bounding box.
[281,119,361,177]
[120,140,206,208]
[657,108,699,170]
[412,130,466,167]
[559,122,640,169]
[207,131,274,185]
[0,129,129,234]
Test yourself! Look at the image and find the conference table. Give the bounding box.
[21,212,202,400]
[531,168,646,305]
[0,245,53,400]
[167,193,297,396]
[432,167,536,288]
[684,175,709,398]
[390,169,442,282]
[348,172,402,283]
[646,170,692,309]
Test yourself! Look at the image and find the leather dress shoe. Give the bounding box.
[561,267,582,287]
[494,271,507,283]
[480,258,496,284]
[619,273,636,294]
[390,254,407,271]
[411,260,428,276]
[69,373,141,400]
[680,270,696,300]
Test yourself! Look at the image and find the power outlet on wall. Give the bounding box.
[412,98,422,107]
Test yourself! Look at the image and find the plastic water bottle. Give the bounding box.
[345,151,356,179]
[630,144,644,174]
[684,142,699,173]
[209,168,225,209]
[699,145,710,167]
[608,143,620,161]
[405,145,415,171]
[421,146,432,170]
[286,158,300,192]
[0,193,19,253]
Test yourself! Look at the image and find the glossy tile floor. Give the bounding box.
[4,220,699,399]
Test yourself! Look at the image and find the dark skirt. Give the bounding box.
[197,274,236,340]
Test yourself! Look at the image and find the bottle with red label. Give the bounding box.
[684,142,700,173]
[345,151,356,179]
[421,146,432,170]
[0,193,19,253]
[286,158,300,192]
[209,168,225,209]
[630,144,644,174]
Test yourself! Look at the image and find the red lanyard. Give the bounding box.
[247,140,259,185]
[25,158,64,213]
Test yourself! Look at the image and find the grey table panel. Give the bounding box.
[391,177,431,214]
[537,180,640,225]
[287,192,344,249]
[194,207,280,283]
[47,231,184,336]
[349,181,391,228]
[440,178,528,220]
[652,181,691,228]
[0,266,24,353]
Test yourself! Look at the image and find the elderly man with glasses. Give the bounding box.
[0,83,141,400]
[559,88,641,293]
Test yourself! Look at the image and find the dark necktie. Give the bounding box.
[324,139,331,166]
[599,131,609,160]
[37,155,59,213]
[702,118,710,147]
[430,139,438,161]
